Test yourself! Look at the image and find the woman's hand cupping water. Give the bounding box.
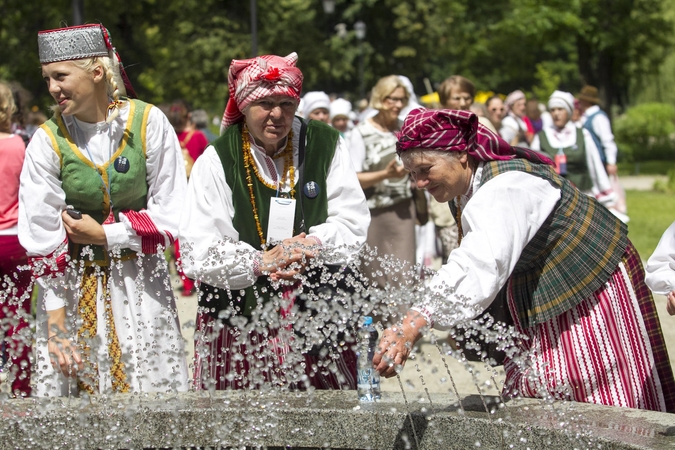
[261,232,318,281]
[373,310,428,378]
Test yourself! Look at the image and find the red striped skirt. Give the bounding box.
[192,312,357,391]
[504,243,675,412]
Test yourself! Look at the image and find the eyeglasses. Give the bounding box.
[384,96,408,105]
[450,95,473,103]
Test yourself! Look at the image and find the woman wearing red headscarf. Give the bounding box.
[374,108,675,412]
[179,53,370,390]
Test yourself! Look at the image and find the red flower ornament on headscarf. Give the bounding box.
[220,52,303,132]
[396,108,553,165]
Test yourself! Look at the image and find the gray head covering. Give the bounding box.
[38,24,110,64]
[548,90,575,117]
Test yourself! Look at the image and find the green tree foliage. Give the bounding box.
[0,0,671,115]
[614,102,675,162]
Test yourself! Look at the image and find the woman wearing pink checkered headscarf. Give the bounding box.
[180,53,370,391]
[373,107,675,413]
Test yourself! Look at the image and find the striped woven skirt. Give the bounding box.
[503,243,675,412]
[192,312,357,391]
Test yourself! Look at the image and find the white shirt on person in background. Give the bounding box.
[499,113,529,147]
[646,220,675,296]
[581,105,618,165]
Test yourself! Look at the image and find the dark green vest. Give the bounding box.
[202,118,338,316]
[452,159,628,329]
[40,99,151,265]
[537,128,592,191]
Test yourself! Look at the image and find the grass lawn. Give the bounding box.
[618,160,675,176]
[626,189,675,258]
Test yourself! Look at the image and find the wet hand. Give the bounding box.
[61,211,107,246]
[281,233,319,259]
[48,336,84,377]
[374,311,428,378]
[667,290,675,316]
[374,325,415,378]
[261,244,306,281]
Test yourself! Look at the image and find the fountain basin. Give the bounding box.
[1,391,673,449]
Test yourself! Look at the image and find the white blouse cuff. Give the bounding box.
[104,222,131,249]
[39,278,66,311]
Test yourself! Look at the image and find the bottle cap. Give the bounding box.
[363,316,373,326]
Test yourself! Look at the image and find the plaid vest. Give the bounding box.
[468,159,627,328]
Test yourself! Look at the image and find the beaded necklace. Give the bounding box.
[242,123,295,248]
[455,195,463,246]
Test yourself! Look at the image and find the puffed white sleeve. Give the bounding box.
[18,128,70,310]
[106,106,188,253]
[178,146,260,290]
[412,171,561,329]
[645,220,675,296]
[592,114,618,165]
[583,128,613,199]
[18,128,69,265]
[306,136,370,260]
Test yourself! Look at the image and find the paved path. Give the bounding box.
[619,175,665,191]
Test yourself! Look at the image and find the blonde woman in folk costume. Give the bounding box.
[19,24,188,396]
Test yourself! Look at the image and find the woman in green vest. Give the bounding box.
[179,53,370,390]
[530,90,627,223]
[18,24,188,396]
[373,108,675,412]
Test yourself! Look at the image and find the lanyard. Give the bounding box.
[72,118,117,213]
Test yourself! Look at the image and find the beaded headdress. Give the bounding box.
[38,24,109,64]
[37,24,137,98]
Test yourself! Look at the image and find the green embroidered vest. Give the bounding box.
[40,99,151,265]
[452,159,628,329]
[203,118,338,316]
[537,128,592,191]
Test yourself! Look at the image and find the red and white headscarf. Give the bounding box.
[396,108,553,165]
[220,52,303,132]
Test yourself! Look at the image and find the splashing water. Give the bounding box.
[0,239,627,449]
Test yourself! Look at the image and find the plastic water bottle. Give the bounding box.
[357,316,381,401]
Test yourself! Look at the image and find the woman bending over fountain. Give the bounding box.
[375,108,675,412]
[19,24,188,396]
[179,53,370,390]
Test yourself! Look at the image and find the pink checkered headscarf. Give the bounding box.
[220,52,303,132]
[396,108,553,165]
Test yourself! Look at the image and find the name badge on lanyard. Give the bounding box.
[266,197,296,244]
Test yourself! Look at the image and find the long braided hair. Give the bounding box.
[70,54,126,124]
